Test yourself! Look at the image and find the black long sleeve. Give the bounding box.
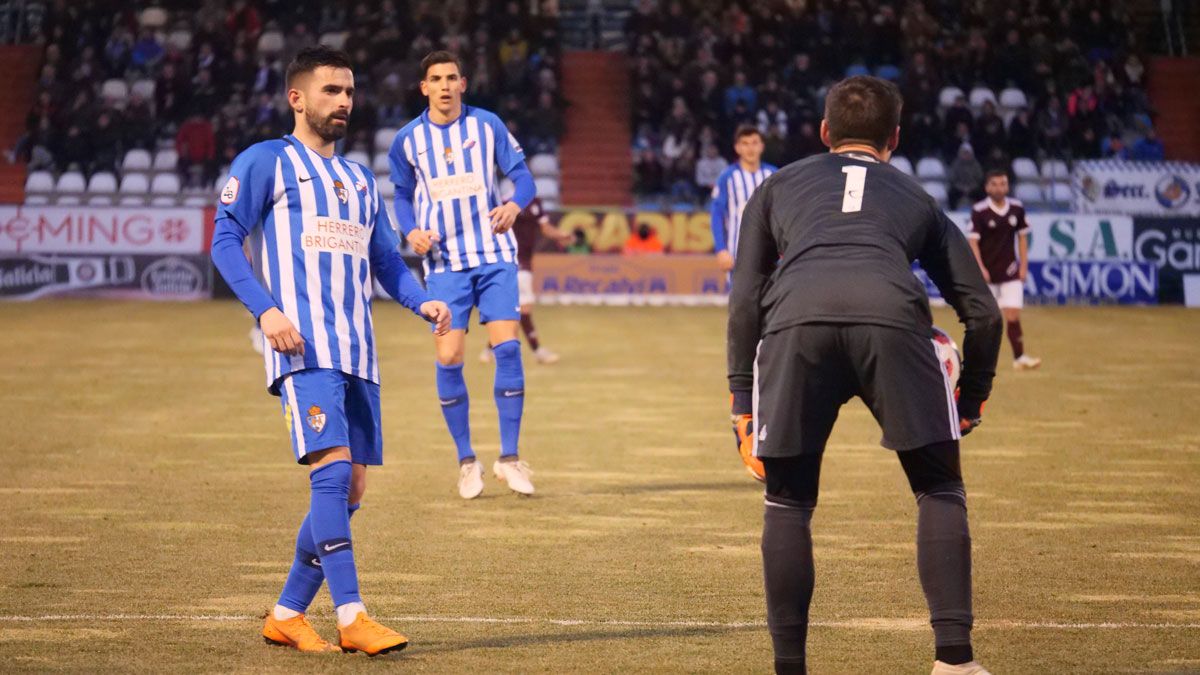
[727,182,778,393]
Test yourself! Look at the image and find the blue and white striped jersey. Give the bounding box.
[216,135,400,393]
[710,162,778,256]
[389,105,525,274]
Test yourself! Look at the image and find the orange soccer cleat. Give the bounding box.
[733,413,766,483]
[337,612,409,656]
[262,612,342,653]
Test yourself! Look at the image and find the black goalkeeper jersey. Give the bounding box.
[727,150,1002,405]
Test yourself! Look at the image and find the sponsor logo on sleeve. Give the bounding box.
[220,177,240,205]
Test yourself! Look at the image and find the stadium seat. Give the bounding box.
[938,86,965,109]
[374,128,398,153]
[534,177,560,201]
[150,195,178,207]
[1011,157,1039,182]
[498,177,515,201]
[86,194,115,206]
[24,170,54,195]
[55,171,86,194]
[319,31,349,50]
[998,87,1028,111]
[118,195,147,206]
[122,149,153,173]
[915,157,946,181]
[1040,159,1070,182]
[87,171,118,195]
[968,87,997,110]
[165,30,192,51]
[1049,182,1073,204]
[181,195,210,207]
[844,64,870,78]
[139,7,168,28]
[875,64,902,82]
[101,79,129,104]
[131,79,156,100]
[153,149,178,171]
[888,156,913,176]
[257,30,285,55]
[55,194,82,206]
[120,173,150,197]
[371,153,390,174]
[151,173,181,195]
[24,194,50,205]
[921,181,948,205]
[345,150,371,168]
[542,198,559,211]
[376,177,395,199]
[528,153,559,178]
[1014,182,1044,204]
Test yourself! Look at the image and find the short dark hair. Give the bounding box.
[734,124,763,142]
[285,45,352,88]
[985,168,1009,181]
[420,51,464,79]
[823,76,903,150]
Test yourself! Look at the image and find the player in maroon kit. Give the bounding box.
[968,170,1042,370]
[481,196,571,364]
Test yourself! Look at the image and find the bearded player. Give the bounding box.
[388,51,538,499]
[211,46,451,656]
[968,170,1042,370]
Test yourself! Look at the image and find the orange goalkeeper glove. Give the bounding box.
[731,392,765,482]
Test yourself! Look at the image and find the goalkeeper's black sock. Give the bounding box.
[762,499,814,672]
[915,485,974,658]
[1006,319,1024,359]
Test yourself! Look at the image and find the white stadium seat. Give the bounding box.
[56,171,86,194]
[257,30,285,55]
[153,149,179,171]
[86,194,115,206]
[374,128,398,153]
[345,150,371,168]
[150,195,178,207]
[915,157,946,181]
[320,31,349,50]
[968,87,997,110]
[122,149,152,172]
[24,194,50,205]
[528,153,559,178]
[55,195,82,206]
[139,7,168,28]
[922,181,948,205]
[371,153,390,174]
[25,170,54,194]
[1049,182,1073,204]
[151,173,181,195]
[118,195,147,206]
[998,87,1028,110]
[131,79,156,99]
[938,86,965,109]
[120,173,150,196]
[1014,183,1044,204]
[87,172,118,195]
[101,79,129,104]
[165,30,192,51]
[888,156,913,176]
[1040,159,1069,182]
[1011,157,1039,182]
[534,177,560,201]
[182,195,210,207]
[376,177,395,199]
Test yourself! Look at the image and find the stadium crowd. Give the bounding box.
[13,0,564,188]
[627,0,1163,207]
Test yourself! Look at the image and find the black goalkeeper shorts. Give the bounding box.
[752,322,961,458]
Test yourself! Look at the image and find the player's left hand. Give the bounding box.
[489,202,521,234]
[420,300,452,336]
[956,393,986,436]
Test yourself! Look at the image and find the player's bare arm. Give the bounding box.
[968,238,990,283]
[1017,232,1029,281]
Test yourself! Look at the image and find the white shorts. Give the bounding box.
[988,280,1024,309]
[517,269,535,306]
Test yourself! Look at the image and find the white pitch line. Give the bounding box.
[0,615,1197,630]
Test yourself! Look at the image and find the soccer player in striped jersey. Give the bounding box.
[210,46,451,656]
[388,51,538,500]
[711,125,778,274]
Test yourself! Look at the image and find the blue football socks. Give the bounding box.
[308,460,360,607]
[277,499,363,613]
[492,339,525,458]
[436,362,474,462]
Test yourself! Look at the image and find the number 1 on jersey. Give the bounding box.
[841,166,867,213]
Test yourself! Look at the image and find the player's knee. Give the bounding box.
[436,343,465,366]
[1003,308,1020,322]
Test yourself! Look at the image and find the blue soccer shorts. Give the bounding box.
[425,261,521,331]
[278,368,383,465]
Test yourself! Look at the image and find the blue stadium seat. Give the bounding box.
[888,156,913,176]
[875,64,902,82]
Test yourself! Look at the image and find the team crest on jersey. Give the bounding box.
[463,138,477,150]
[988,219,997,228]
[1009,215,1018,226]
[220,176,240,205]
[307,405,326,433]
[333,180,349,204]
[444,147,455,164]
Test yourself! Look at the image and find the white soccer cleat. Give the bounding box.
[1013,354,1042,370]
[534,346,560,364]
[492,459,535,495]
[479,346,493,363]
[458,460,484,499]
[931,660,991,675]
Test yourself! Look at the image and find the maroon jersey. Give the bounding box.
[969,197,1029,283]
[514,197,550,270]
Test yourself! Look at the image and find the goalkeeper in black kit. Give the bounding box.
[726,76,1003,675]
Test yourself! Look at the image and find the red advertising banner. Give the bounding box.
[0,206,209,254]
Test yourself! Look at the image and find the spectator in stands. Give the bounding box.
[123,92,157,150]
[176,110,216,190]
[1102,133,1129,159]
[567,229,592,255]
[724,72,756,118]
[787,120,824,160]
[623,223,665,255]
[90,112,123,176]
[972,101,1006,160]
[948,143,984,210]
[1132,129,1166,161]
[129,29,164,74]
[1007,108,1036,159]
[695,144,728,193]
